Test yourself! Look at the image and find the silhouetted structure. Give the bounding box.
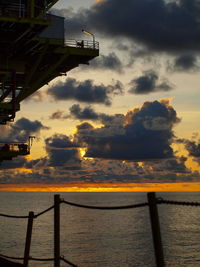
[0,0,99,124]
[0,0,99,163]
[0,136,34,162]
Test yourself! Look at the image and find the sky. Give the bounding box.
[0,0,200,191]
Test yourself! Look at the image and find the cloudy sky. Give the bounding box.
[0,0,200,191]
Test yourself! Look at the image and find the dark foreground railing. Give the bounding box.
[0,192,199,267]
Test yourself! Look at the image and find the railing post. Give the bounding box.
[54,194,61,267]
[23,211,34,267]
[147,192,165,267]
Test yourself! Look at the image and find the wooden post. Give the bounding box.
[23,211,34,267]
[147,192,165,267]
[54,194,60,267]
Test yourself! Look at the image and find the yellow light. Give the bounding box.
[18,168,32,173]
[79,147,87,158]
[0,182,200,192]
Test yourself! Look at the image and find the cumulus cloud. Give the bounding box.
[49,110,67,120]
[75,99,180,161]
[172,54,199,71]
[48,78,123,106]
[178,138,200,164]
[0,157,27,169]
[45,134,81,169]
[129,70,173,94]
[0,117,49,143]
[68,104,124,126]
[143,156,189,174]
[90,52,123,73]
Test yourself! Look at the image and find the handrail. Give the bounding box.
[61,200,148,210]
[65,39,99,50]
[0,196,199,219]
[0,193,199,267]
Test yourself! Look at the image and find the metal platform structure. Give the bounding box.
[0,136,35,163]
[0,0,99,124]
[0,0,99,162]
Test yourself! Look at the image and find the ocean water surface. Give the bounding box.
[0,192,199,266]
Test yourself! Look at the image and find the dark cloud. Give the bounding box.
[48,78,123,105]
[144,156,189,173]
[76,122,94,131]
[61,0,200,53]
[75,100,180,161]
[45,134,81,168]
[180,139,200,164]
[45,134,79,149]
[129,70,173,94]
[68,104,124,125]
[49,110,66,120]
[0,117,49,143]
[90,52,123,73]
[0,157,27,169]
[69,104,98,120]
[172,54,199,71]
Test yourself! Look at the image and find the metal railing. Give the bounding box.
[65,39,99,50]
[0,192,199,267]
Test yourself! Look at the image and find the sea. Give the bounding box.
[0,192,199,267]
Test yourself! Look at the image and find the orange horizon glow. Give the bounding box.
[0,182,199,192]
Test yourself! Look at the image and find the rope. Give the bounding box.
[1,196,199,219]
[0,253,55,262]
[60,256,78,267]
[0,254,79,265]
[29,257,54,261]
[0,253,24,261]
[0,205,55,219]
[157,198,200,207]
[61,200,148,210]
[0,213,29,219]
[34,205,55,218]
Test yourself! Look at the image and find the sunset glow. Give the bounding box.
[0,183,199,192]
[0,0,200,192]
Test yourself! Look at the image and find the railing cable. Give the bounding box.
[157,198,200,207]
[29,256,54,262]
[61,200,148,210]
[0,253,24,261]
[0,205,55,219]
[34,204,55,218]
[0,213,29,219]
[1,198,199,219]
[60,256,78,267]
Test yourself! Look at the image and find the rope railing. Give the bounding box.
[0,253,78,265]
[0,205,55,219]
[0,254,78,266]
[0,253,24,261]
[60,256,78,267]
[0,254,53,262]
[29,257,54,262]
[34,204,55,218]
[0,192,200,267]
[61,199,148,210]
[157,198,200,207]
[0,212,29,219]
[0,197,199,219]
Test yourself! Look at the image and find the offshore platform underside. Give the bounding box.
[0,0,99,162]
